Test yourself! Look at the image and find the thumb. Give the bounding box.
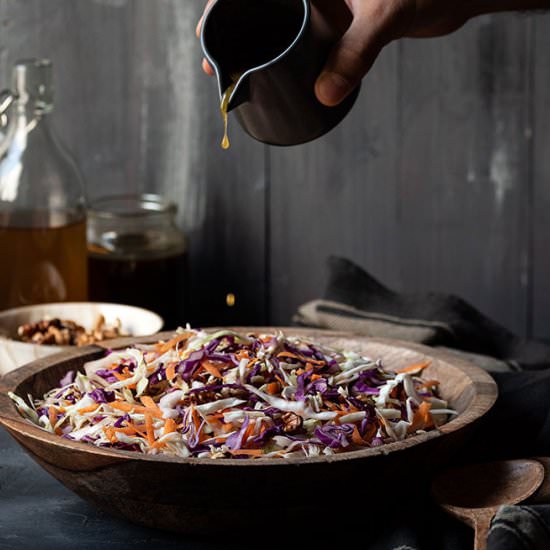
[315,16,385,107]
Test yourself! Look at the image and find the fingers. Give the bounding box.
[197,0,216,76]
[315,21,382,106]
[202,58,215,76]
[315,1,406,106]
[196,0,215,38]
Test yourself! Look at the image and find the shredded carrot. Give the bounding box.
[396,360,431,375]
[109,401,164,419]
[222,423,234,433]
[408,401,433,433]
[164,418,177,435]
[352,426,367,446]
[266,382,280,395]
[145,414,155,446]
[166,363,176,382]
[311,374,322,381]
[112,370,130,381]
[124,422,147,438]
[191,407,201,432]
[157,332,193,355]
[242,421,256,445]
[77,404,100,415]
[140,396,162,416]
[235,350,250,361]
[277,351,325,366]
[108,401,136,413]
[48,407,58,427]
[103,426,117,443]
[364,424,377,442]
[114,426,138,436]
[201,361,223,379]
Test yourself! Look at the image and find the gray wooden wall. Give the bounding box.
[1,1,549,337]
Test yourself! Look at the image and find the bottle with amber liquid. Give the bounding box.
[0,59,87,310]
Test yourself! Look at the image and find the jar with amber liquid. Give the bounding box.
[87,195,188,329]
[0,59,87,310]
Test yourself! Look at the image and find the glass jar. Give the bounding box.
[0,59,87,310]
[87,194,188,328]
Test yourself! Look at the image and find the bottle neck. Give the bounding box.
[12,96,51,131]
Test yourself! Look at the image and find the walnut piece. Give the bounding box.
[17,315,128,347]
[281,412,303,434]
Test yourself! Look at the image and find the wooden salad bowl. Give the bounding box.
[0,328,498,533]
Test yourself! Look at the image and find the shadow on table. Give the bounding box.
[0,427,471,550]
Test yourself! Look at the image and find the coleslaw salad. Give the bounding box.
[9,328,456,459]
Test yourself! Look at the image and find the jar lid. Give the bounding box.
[88,194,177,220]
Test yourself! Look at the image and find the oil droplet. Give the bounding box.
[221,132,230,150]
[226,293,236,307]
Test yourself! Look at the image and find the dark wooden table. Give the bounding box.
[0,428,225,550]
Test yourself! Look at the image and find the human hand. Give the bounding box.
[313,0,471,106]
[196,0,473,106]
[196,0,216,76]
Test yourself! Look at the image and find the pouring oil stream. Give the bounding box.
[220,74,241,150]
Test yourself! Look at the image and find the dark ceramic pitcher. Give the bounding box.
[200,0,361,147]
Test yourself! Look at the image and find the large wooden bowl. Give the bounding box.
[0,329,497,533]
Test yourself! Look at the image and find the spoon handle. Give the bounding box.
[473,513,493,550]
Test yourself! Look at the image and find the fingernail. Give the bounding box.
[196,17,203,38]
[316,72,350,106]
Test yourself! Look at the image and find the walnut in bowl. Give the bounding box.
[0,303,163,375]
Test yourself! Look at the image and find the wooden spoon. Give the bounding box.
[432,459,545,550]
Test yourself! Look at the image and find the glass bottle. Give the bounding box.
[0,59,87,310]
[87,194,188,329]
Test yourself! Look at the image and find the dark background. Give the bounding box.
[0,1,549,336]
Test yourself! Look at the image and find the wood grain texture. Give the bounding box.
[532,14,550,340]
[397,15,532,336]
[0,329,497,533]
[433,459,545,550]
[0,2,547,336]
[0,0,267,327]
[269,14,536,335]
[269,41,401,324]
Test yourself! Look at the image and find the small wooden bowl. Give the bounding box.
[0,329,497,533]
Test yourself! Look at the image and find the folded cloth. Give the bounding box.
[488,505,550,549]
[295,257,550,371]
[294,256,550,550]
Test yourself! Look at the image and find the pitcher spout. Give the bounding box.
[217,71,251,113]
